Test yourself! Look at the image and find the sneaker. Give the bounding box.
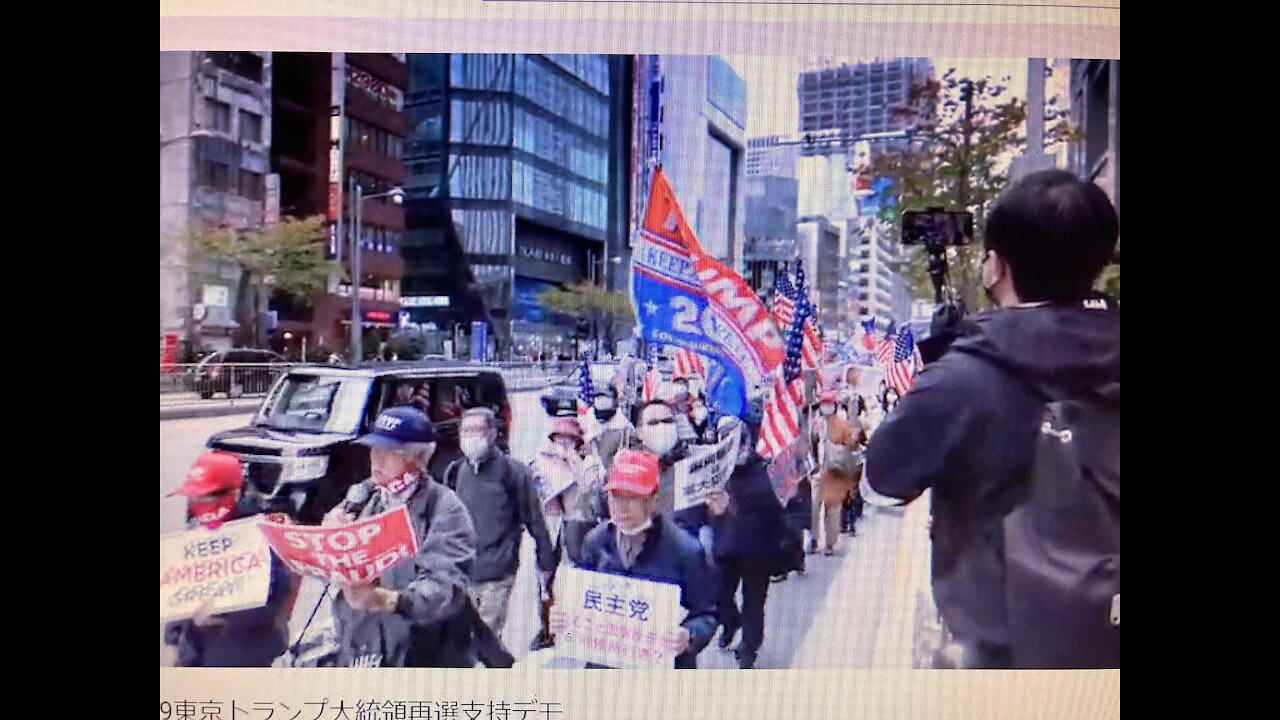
[529,633,555,652]
[823,547,835,556]
[770,573,788,584]
[733,645,757,670]
[806,539,819,555]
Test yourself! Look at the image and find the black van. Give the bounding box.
[206,364,512,524]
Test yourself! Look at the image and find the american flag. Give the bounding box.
[791,263,823,376]
[577,356,595,416]
[772,271,797,330]
[882,326,923,395]
[642,344,663,402]
[672,348,707,382]
[756,279,813,459]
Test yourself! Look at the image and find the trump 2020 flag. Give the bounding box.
[631,168,783,417]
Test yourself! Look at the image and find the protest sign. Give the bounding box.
[673,432,739,511]
[257,506,419,587]
[553,565,684,669]
[530,453,578,508]
[159,518,273,622]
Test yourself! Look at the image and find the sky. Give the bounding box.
[725,56,1067,139]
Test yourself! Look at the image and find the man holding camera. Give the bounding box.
[863,170,1120,669]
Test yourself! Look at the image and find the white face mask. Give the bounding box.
[821,404,836,416]
[615,516,654,537]
[691,407,708,424]
[460,436,490,461]
[640,424,678,456]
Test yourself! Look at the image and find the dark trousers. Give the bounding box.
[717,557,771,661]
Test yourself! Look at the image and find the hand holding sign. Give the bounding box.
[258,506,419,587]
[662,626,691,655]
[706,490,730,517]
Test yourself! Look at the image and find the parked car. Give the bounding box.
[186,348,287,399]
[540,383,579,417]
[206,364,513,525]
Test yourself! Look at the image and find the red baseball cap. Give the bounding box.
[605,450,661,497]
[168,451,245,497]
[820,391,838,404]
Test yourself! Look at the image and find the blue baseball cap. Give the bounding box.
[356,406,437,450]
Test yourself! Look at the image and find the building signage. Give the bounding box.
[401,296,451,308]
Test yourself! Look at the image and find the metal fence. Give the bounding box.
[159,360,611,403]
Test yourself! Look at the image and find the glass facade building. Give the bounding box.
[403,54,630,357]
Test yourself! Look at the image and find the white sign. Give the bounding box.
[159,519,273,622]
[401,296,451,308]
[264,173,281,223]
[554,565,684,669]
[673,432,740,511]
[202,284,230,308]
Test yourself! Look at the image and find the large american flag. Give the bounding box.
[879,326,923,395]
[772,271,797,330]
[672,348,708,382]
[757,280,815,459]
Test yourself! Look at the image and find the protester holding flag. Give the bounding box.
[588,383,634,469]
[162,451,298,668]
[556,449,720,669]
[324,407,480,668]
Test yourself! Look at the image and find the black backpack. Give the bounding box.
[1003,392,1120,668]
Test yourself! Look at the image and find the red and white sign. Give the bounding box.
[160,333,179,370]
[553,566,684,669]
[258,506,419,587]
[160,519,273,621]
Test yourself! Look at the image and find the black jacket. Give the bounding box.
[578,515,719,668]
[865,298,1120,660]
[449,448,557,583]
[679,457,791,568]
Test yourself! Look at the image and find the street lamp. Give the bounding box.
[160,128,216,151]
[349,181,405,364]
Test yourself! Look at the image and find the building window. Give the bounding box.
[206,52,264,83]
[204,100,232,132]
[239,111,263,143]
[238,170,264,201]
[199,161,232,191]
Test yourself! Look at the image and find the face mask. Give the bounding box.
[460,437,490,461]
[594,397,616,411]
[821,404,836,416]
[691,407,708,424]
[189,495,237,530]
[615,516,654,537]
[640,424,678,457]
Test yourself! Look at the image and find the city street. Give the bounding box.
[160,390,928,669]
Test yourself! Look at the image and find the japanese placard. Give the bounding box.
[673,432,739,511]
[554,565,684,669]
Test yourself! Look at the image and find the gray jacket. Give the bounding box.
[447,448,558,583]
[333,477,478,668]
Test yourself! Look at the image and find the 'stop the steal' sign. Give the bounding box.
[554,565,684,669]
[673,432,740,511]
[257,506,419,587]
[160,519,273,622]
